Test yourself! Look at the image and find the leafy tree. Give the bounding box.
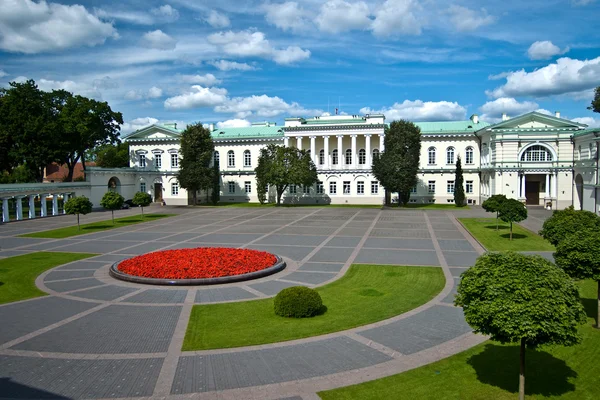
[256,176,267,204]
[454,156,466,207]
[100,191,124,224]
[255,144,318,205]
[589,86,600,113]
[482,194,507,230]
[455,252,586,400]
[177,123,215,205]
[0,165,36,184]
[499,198,527,240]
[211,162,220,205]
[94,142,130,168]
[554,230,600,328]
[64,196,93,231]
[540,206,600,246]
[372,120,421,206]
[132,191,152,220]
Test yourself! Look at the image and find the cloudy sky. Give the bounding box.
[1,0,600,134]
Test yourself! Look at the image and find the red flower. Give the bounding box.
[118,248,277,279]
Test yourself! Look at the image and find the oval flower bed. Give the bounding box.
[110,247,284,285]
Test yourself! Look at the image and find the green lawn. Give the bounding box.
[182,264,445,350]
[459,218,554,251]
[0,252,96,304]
[20,213,175,239]
[318,279,600,400]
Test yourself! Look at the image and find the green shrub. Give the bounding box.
[540,206,600,246]
[274,286,323,318]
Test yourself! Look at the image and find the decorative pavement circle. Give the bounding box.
[0,206,554,400]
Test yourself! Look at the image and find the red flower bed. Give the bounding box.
[118,247,277,279]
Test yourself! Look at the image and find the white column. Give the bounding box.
[296,136,302,149]
[351,135,357,169]
[15,196,23,221]
[365,134,371,169]
[545,174,550,197]
[520,174,526,198]
[284,136,289,147]
[40,194,48,217]
[52,195,59,215]
[553,172,558,198]
[2,198,9,223]
[63,193,70,214]
[323,136,330,169]
[28,195,36,219]
[337,135,343,170]
[310,136,316,165]
[379,134,385,152]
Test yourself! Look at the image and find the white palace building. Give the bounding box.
[1,110,600,223]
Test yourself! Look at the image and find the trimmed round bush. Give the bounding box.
[274,286,323,318]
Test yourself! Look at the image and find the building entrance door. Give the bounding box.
[525,181,540,205]
[154,183,163,202]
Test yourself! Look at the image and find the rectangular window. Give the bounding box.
[303,185,311,194]
[316,181,324,194]
[139,154,146,168]
[155,154,162,168]
[329,181,337,195]
[410,185,417,194]
[447,180,455,194]
[171,153,178,168]
[428,181,436,194]
[171,182,179,195]
[466,180,473,194]
[140,182,146,193]
[357,181,364,195]
[343,181,350,195]
[245,181,251,193]
[289,184,297,194]
[228,181,235,193]
[371,181,379,195]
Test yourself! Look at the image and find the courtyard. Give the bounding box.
[0,205,556,399]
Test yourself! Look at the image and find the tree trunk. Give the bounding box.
[141,206,144,220]
[65,163,75,182]
[192,191,197,206]
[111,210,114,225]
[81,153,87,181]
[510,221,513,240]
[77,214,80,231]
[277,189,282,206]
[596,280,600,329]
[496,212,499,231]
[519,338,526,400]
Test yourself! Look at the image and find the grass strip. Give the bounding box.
[459,218,554,251]
[318,279,600,400]
[183,264,445,350]
[19,213,175,239]
[0,252,96,304]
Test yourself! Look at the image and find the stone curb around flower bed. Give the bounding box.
[109,255,286,286]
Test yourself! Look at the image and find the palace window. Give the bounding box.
[228,181,235,193]
[343,181,351,194]
[171,153,178,168]
[245,181,251,193]
[446,147,455,165]
[213,151,219,165]
[358,149,366,165]
[289,184,297,194]
[410,185,417,194]
[428,181,435,193]
[140,182,146,193]
[357,181,364,195]
[244,150,251,167]
[466,180,473,194]
[303,185,311,194]
[371,181,379,195]
[521,145,553,162]
[332,149,339,165]
[154,154,161,168]
[372,148,380,160]
[171,182,179,195]
[319,149,325,165]
[317,181,324,194]
[428,147,436,165]
[329,181,337,195]
[139,154,146,168]
[465,147,474,164]
[227,150,235,167]
[345,149,352,165]
[447,180,455,194]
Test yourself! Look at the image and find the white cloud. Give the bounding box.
[164,85,229,110]
[12,76,28,83]
[0,69,7,78]
[527,41,569,60]
[487,56,600,98]
[94,8,154,25]
[36,78,108,99]
[572,0,595,6]
[125,86,164,100]
[204,10,230,28]
[147,86,163,98]
[479,97,540,122]
[371,0,422,37]
[207,30,310,65]
[0,0,117,54]
[315,0,371,34]
[215,94,322,118]
[264,2,309,32]
[151,4,179,23]
[447,5,495,32]
[210,60,257,71]
[572,117,600,128]
[216,119,251,128]
[141,30,176,50]
[121,117,159,134]
[360,100,467,121]
[178,73,222,86]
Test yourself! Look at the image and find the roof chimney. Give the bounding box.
[502,113,509,121]
[470,114,479,124]
[209,123,215,132]
[555,111,560,119]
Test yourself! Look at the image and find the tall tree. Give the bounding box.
[177,123,215,205]
[498,198,528,240]
[94,142,130,168]
[482,194,507,230]
[372,120,421,206]
[455,252,586,400]
[211,162,221,205]
[589,86,600,113]
[454,156,466,207]
[255,144,318,205]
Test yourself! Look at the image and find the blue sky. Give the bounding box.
[1,0,600,133]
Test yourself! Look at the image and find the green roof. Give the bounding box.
[572,127,600,138]
[211,125,283,140]
[414,120,490,134]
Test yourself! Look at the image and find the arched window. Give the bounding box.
[213,151,219,165]
[227,150,235,167]
[372,148,379,160]
[358,149,366,165]
[345,149,352,165]
[446,147,455,165]
[332,149,338,165]
[244,150,251,167]
[465,146,474,164]
[520,145,553,162]
[319,149,325,165]
[428,147,436,165]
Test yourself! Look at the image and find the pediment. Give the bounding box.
[123,125,181,141]
[487,112,587,130]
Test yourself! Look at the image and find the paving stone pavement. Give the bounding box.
[0,205,547,399]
